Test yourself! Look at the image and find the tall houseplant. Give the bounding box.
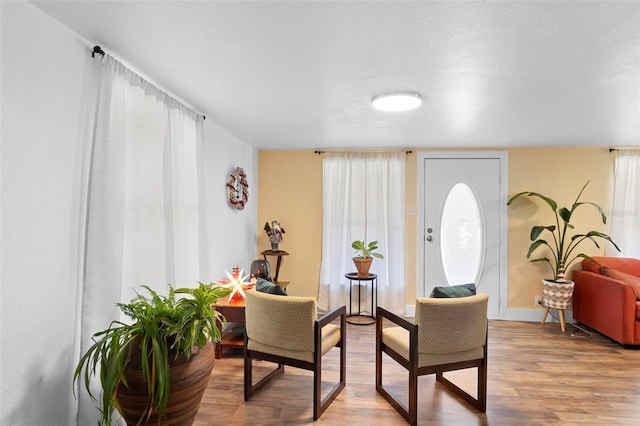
[74,282,230,426]
[507,181,620,309]
[351,239,384,278]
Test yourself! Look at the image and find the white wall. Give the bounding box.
[0,2,257,424]
[1,2,88,424]
[201,121,258,280]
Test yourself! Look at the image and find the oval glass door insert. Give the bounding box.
[440,183,485,286]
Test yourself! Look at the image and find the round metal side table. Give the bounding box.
[345,273,377,325]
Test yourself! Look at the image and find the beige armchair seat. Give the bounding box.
[376,294,489,425]
[243,289,346,420]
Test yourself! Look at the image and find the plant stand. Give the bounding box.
[345,272,377,325]
[540,279,575,332]
[541,306,568,332]
[261,249,290,288]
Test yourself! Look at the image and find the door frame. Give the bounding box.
[416,151,509,319]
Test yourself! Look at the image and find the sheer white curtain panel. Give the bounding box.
[76,54,204,424]
[318,152,405,314]
[609,149,640,257]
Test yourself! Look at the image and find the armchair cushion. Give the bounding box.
[248,324,340,363]
[418,295,487,366]
[429,283,476,298]
[244,290,342,363]
[382,326,484,367]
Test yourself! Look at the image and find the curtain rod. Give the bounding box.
[609,146,640,152]
[314,149,413,155]
[90,45,206,120]
[92,45,105,58]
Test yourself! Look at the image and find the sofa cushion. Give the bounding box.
[582,257,640,276]
[581,258,605,273]
[600,268,640,300]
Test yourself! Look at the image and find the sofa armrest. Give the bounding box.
[573,270,638,345]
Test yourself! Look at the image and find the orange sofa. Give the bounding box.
[572,257,640,346]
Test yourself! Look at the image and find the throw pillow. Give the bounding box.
[256,277,288,296]
[430,283,477,298]
[599,268,640,300]
[581,258,603,273]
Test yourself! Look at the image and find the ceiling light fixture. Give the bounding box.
[371,91,423,112]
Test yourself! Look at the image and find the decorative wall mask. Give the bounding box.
[227,167,248,210]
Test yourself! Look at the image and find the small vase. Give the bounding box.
[270,242,279,252]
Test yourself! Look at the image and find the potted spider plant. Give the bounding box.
[507,180,620,309]
[74,282,230,426]
[351,239,384,278]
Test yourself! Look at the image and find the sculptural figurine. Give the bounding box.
[264,220,285,251]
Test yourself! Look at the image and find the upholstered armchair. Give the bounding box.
[376,294,489,425]
[243,290,346,420]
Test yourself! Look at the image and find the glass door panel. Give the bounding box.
[440,183,485,285]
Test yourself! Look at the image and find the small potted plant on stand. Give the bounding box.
[74,282,230,426]
[507,181,620,314]
[351,239,384,278]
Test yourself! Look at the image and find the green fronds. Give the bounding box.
[73,282,231,425]
[351,240,384,259]
[508,181,620,281]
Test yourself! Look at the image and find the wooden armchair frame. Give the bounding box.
[376,302,487,425]
[244,303,346,420]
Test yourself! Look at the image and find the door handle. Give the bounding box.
[426,236,433,242]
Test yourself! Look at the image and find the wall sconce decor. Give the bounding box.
[227,167,248,210]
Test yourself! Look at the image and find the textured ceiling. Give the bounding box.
[32,1,640,150]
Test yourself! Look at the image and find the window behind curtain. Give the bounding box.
[318,152,406,314]
[610,150,640,257]
[77,54,204,425]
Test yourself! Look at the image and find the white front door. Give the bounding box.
[417,152,508,319]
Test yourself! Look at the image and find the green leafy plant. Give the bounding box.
[351,239,384,259]
[507,181,620,281]
[73,282,230,425]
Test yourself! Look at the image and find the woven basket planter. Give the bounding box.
[542,279,575,310]
[117,340,215,426]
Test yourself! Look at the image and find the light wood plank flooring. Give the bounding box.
[195,320,640,425]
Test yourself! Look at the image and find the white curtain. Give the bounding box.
[609,149,640,258]
[76,54,204,424]
[318,152,406,314]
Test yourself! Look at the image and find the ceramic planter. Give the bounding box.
[353,257,373,278]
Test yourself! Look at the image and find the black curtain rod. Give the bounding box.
[609,146,640,152]
[92,45,105,58]
[314,150,413,155]
[89,44,206,121]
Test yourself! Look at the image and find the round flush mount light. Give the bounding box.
[371,91,423,112]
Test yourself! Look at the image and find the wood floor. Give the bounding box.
[195,319,640,425]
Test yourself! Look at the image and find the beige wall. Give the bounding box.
[257,151,323,296]
[506,147,614,309]
[257,147,615,310]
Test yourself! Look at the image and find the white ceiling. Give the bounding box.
[32,1,640,150]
